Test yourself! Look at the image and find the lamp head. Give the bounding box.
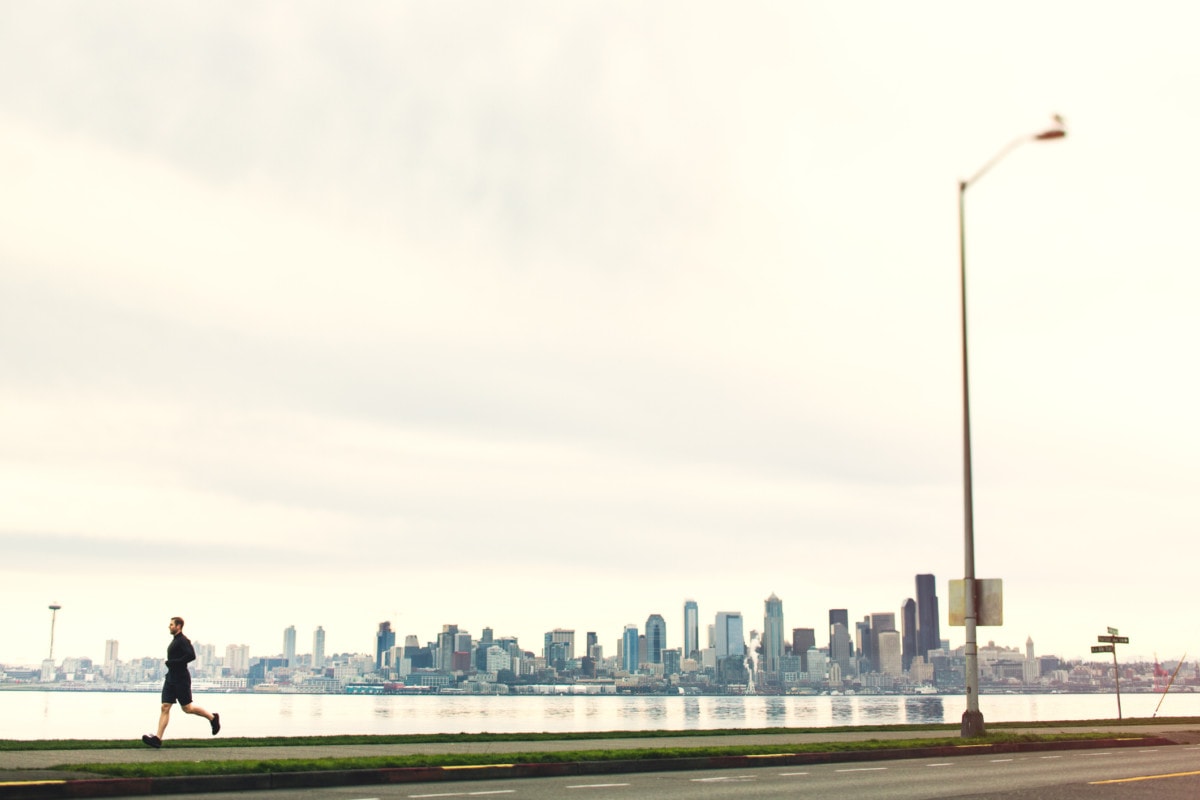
[1035,114,1067,140]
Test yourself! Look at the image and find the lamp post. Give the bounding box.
[958,117,1065,738]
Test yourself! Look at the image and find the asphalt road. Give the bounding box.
[111,743,1200,800]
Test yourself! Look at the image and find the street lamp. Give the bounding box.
[958,116,1065,738]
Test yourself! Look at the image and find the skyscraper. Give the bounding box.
[544,629,573,670]
[544,629,576,662]
[375,621,395,671]
[915,574,940,659]
[683,599,699,660]
[792,628,816,673]
[762,594,784,675]
[828,609,849,650]
[901,598,917,670]
[622,624,639,673]
[645,615,666,664]
[312,626,325,670]
[225,644,250,676]
[283,625,297,667]
[437,624,460,672]
[103,639,119,679]
[829,622,852,673]
[715,612,745,659]
[829,608,852,670]
[878,630,903,676]
[869,612,896,673]
[856,617,873,673]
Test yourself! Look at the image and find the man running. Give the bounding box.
[142,617,220,748]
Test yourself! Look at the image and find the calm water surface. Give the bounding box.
[3,691,1197,741]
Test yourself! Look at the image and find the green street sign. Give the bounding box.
[1092,645,1114,653]
[1108,627,1119,635]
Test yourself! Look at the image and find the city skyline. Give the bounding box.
[0,579,1150,670]
[4,4,1200,671]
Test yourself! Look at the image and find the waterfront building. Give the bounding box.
[762,594,784,677]
[791,627,815,673]
[901,598,917,670]
[225,644,250,676]
[103,640,119,679]
[436,625,460,672]
[312,626,325,670]
[375,622,395,672]
[662,648,681,677]
[645,615,666,664]
[869,612,896,673]
[715,612,745,658]
[807,647,829,684]
[545,629,576,663]
[621,624,639,673]
[878,630,902,676]
[856,617,873,673]
[828,608,849,643]
[915,573,940,659]
[283,625,297,667]
[830,622,852,673]
[486,645,512,674]
[683,600,699,660]
[195,642,215,674]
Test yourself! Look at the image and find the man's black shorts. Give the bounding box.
[161,677,193,706]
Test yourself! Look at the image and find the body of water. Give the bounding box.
[2,690,1196,742]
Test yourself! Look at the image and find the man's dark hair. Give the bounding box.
[172,616,185,628]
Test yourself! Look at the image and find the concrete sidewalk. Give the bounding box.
[3,722,1198,799]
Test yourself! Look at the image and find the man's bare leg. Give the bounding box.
[183,702,220,735]
[181,703,213,722]
[156,703,172,739]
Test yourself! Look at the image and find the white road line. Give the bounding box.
[1041,755,1062,759]
[990,759,1013,763]
[1139,750,1159,753]
[836,767,887,773]
[410,793,516,799]
[568,784,631,790]
[926,763,952,767]
[1079,752,1112,757]
[779,772,809,776]
[691,776,756,782]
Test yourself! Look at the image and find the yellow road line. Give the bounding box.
[442,764,514,770]
[0,781,68,787]
[1090,769,1200,785]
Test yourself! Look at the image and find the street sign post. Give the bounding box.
[1093,628,1129,719]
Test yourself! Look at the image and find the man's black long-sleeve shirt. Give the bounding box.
[165,632,196,680]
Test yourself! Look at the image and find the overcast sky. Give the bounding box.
[3,2,1198,668]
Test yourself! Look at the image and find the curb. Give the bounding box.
[0,736,1175,799]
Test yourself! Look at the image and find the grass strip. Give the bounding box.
[54,733,1125,778]
[2,716,1194,752]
